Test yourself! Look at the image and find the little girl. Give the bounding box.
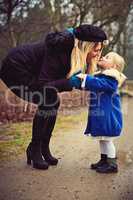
[74,52,127,173]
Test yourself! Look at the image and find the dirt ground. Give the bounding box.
[0,97,133,200]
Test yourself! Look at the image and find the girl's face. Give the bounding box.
[98,54,115,69]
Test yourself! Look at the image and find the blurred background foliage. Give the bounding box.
[0,0,133,78]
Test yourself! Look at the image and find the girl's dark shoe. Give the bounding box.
[96,158,118,173]
[91,154,107,170]
[26,143,49,170]
[42,146,58,165]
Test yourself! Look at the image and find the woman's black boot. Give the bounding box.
[26,142,49,170]
[41,142,58,165]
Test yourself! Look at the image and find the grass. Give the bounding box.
[0,122,32,161]
[0,108,87,162]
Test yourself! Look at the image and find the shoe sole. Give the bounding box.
[33,163,49,170]
[96,169,118,173]
[46,160,58,166]
[27,159,49,170]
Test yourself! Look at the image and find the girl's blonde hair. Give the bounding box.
[67,39,101,78]
[106,52,125,72]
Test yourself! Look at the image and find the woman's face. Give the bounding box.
[98,54,114,69]
[86,43,102,63]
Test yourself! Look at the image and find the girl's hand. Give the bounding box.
[68,75,81,89]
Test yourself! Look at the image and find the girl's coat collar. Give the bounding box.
[94,68,127,87]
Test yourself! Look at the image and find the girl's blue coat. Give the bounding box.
[84,74,122,137]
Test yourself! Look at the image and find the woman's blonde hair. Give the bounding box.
[67,39,102,78]
[106,52,125,72]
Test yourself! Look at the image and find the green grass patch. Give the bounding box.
[0,122,32,161]
[0,108,87,162]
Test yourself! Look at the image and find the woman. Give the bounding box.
[0,24,107,170]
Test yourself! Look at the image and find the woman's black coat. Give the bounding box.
[0,30,74,102]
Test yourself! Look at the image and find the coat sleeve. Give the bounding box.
[42,79,73,93]
[29,78,73,93]
[45,30,74,53]
[84,75,118,92]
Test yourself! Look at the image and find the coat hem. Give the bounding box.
[84,133,120,141]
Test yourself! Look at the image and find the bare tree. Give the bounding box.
[0,0,133,55]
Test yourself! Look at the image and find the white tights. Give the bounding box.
[99,140,116,158]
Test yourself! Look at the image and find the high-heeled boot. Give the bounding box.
[26,142,49,170]
[41,139,58,165]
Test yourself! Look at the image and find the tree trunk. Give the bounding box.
[9,25,17,47]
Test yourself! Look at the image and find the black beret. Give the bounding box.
[74,24,107,42]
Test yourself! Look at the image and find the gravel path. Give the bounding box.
[0,97,133,200]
